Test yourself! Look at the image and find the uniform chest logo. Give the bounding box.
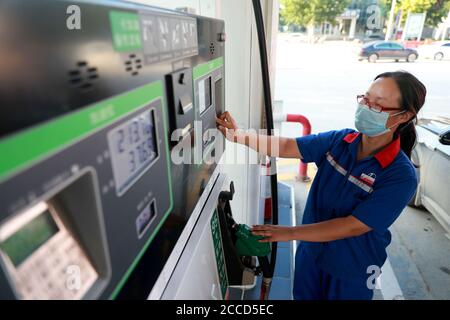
[360,173,376,186]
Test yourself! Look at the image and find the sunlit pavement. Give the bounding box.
[274,34,450,300]
[274,33,449,134]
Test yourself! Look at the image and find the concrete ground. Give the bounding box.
[273,34,450,300]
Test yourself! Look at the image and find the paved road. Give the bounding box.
[274,34,449,135]
[274,34,450,300]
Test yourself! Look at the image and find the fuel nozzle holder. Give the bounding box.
[216,181,271,286]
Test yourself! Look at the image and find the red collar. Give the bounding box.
[343,132,401,169]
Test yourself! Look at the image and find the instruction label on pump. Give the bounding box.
[210,210,228,299]
[109,11,143,52]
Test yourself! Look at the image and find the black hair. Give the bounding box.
[374,71,427,159]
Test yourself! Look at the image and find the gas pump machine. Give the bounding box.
[0,0,273,300]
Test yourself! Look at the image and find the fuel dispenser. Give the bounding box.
[0,0,226,299]
[158,178,273,300]
[0,0,278,300]
[161,0,280,300]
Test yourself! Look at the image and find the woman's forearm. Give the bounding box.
[216,112,301,158]
[291,216,371,242]
[233,131,301,158]
[233,131,277,157]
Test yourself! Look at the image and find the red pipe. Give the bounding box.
[286,114,312,181]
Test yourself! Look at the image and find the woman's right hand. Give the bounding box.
[215,111,302,159]
[216,111,242,142]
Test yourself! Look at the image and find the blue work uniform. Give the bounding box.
[293,129,417,300]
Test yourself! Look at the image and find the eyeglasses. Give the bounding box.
[356,94,403,113]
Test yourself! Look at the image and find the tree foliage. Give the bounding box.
[379,0,449,27]
[281,0,351,26]
[280,0,450,30]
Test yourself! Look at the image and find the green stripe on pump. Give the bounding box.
[0,81,163,181]
[193,57,224,80]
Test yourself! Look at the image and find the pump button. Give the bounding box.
[179,73,186,85]
[218,33,226,42]
[178,95,193,114]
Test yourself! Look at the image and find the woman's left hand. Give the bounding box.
[251,225,295,243]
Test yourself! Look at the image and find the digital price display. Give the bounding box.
[108,109,158,196]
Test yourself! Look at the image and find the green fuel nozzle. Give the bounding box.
[234,224,271,257]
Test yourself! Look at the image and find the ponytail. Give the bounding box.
[397,121,417,159]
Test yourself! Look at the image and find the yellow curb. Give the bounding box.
[277,172,298,181]
[277,159,300,166]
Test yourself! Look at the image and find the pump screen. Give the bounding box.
[198,76,212,114]
[0,210,59,267]
[108,109,158,195]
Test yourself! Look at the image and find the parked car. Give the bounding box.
[417,41,450,60]
[409,117,450,237]
[358,41,418,62]
[362,33,384,43]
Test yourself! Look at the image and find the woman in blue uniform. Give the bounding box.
[216,71,426,300]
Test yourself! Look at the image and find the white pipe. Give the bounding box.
[273,113,287,123]
[385,0,397,41]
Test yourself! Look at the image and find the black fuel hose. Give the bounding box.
[251,0,278,296]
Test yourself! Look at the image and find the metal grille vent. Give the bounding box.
[124,54,143,76]
[68,61,98,91]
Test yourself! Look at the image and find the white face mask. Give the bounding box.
[354,104,406,137]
